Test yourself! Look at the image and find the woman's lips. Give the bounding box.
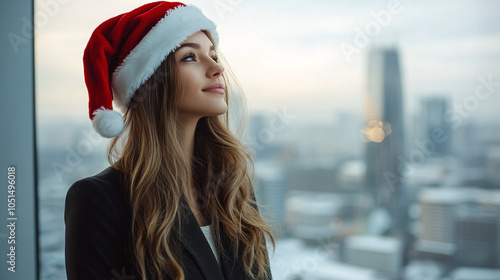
[202,82,225,94]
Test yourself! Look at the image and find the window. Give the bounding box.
[34,1,500,280]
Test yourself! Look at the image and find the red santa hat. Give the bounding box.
[83,1,219,138]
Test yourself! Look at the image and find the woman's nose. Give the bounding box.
[207,61,224,78]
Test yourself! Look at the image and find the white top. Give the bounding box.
[200,225,220,264]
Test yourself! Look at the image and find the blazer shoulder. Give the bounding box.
[64,166,137,279]
[66,166,124,200]
[65,166,130,223]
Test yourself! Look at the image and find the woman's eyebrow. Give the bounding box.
[177,42,216,51]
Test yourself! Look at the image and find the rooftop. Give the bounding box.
[345,234,401,253]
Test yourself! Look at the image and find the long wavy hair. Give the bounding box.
[107,31,275,279]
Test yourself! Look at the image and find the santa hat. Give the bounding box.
[83,1,219,138]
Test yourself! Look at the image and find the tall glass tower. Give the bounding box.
[421,97,450,156]
[363,47,405,231]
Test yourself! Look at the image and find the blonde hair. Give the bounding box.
[107,31,275,279]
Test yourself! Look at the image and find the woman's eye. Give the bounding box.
[182,54,195,62]
[181,53,218,63]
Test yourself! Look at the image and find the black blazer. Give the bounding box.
[64,166,272,280]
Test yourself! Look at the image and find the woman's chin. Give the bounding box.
[211,104,228,116]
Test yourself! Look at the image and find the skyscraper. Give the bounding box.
[363,47,405,230]
[421,97,450,156]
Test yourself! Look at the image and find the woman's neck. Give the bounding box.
[177,115,198,160]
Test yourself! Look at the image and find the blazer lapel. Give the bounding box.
[179,196,226,279]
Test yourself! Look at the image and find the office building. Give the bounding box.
[286,191,346,240]
[343,235,402,280]
[363,47,405,233]
[455,205,498,267]
[416,187,500,267]
[450,267,500,280]
[420,97,451,156]
[254,161,287,235]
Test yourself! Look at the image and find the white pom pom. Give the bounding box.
[91,107,124,138]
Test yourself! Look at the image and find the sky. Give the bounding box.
[35,0,500,126]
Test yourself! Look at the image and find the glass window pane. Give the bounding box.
[35,1,500,279]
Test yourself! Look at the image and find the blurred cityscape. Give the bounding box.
[251,46,500,280]
[37,46,500,280]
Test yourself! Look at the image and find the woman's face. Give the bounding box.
[174,31,227,120]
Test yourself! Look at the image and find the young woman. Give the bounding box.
[64,2,275,280]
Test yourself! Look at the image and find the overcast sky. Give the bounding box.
[35,0,500,125]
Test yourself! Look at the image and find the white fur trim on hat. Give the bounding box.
[111,5,219,112]
[91,107,124,138]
